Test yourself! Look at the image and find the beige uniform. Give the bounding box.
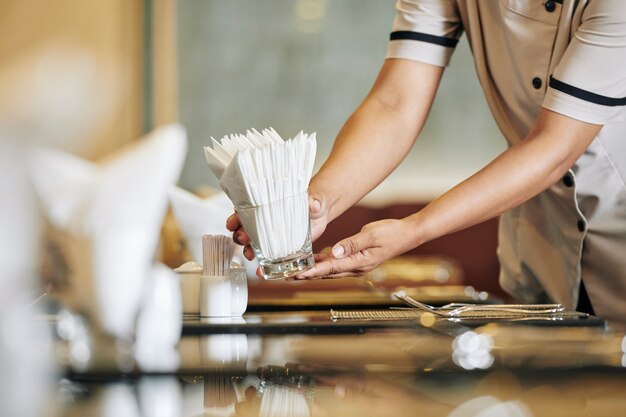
[387,0,626,326]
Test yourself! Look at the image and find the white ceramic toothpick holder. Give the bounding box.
[200,275,231,317]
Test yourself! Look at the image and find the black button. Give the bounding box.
[532,77,542,89]
[545,1,556,12]
[577,220,586,232]
[562,174,574,187]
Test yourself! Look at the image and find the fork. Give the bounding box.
[392,290,565,317]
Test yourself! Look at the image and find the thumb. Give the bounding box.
[308,193,324,219]
[332,231,372,259]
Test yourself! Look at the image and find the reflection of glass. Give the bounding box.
[236,192,313,280]
[257,366,314,417]
[203,374,238,416]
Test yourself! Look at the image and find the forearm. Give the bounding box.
[310,98,420,221]
[310,59,444,222]
[406,109,602,246]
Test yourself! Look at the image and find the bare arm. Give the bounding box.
[309,58,444,223]
[407,109,601,244]
[298,109,602,278]
[228,58,444,258]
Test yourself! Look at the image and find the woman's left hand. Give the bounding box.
[296,218,415,279]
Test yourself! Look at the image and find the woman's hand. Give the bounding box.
[226,192,330,261]
[296,218,416,279]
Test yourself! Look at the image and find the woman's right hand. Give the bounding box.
[226,192,330,261]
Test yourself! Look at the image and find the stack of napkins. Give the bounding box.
[204,128,316,260]
[29,124,187,338]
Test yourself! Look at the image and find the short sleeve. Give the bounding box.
[386,0,464,67]
[543,0,626,125]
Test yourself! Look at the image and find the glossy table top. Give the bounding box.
[50,307,626,417]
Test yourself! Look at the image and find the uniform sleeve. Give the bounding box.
[386,0,464,67]
[543,0,626,124]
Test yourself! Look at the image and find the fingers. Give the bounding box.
[244,246,255,261]
[331,230,374,259]
[284,252,347,281]
[313,252,332,262]
[297,251,368,279]
[228,213,253,252]
[234,230,250,246]
[226,213,241,232]
[295,229,376,279]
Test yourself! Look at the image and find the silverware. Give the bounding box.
[392,290,582,319]
[330,308,588,322]
[330,308,423,321]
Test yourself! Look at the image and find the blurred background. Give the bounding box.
[0,0,509,308]
[177,0,505,203]
[0,0,504,193]
[3,4,626,417]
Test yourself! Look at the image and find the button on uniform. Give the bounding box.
[562,174,574,187]
[577,220,586,232]
[545,1,556,13]
[532,77,542,89]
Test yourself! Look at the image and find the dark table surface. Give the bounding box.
[49,300,626,417]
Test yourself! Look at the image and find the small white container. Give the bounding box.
[200,275,232,317]
[174,261,202,316]
[229,265,248,316]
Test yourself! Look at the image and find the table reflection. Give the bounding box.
[55,366,626,417]
[58,313,626,375]
[50,310,626,416]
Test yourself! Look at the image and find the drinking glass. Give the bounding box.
[235,192,314,279]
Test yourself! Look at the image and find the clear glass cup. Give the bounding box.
[235,192,314,280]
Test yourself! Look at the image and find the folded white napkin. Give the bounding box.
[29,124,187,338]
[168,185,258,277]
[204,129,316,260]
[204,128,316,209]
[169,186,233,263]
[135,263,182,371]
